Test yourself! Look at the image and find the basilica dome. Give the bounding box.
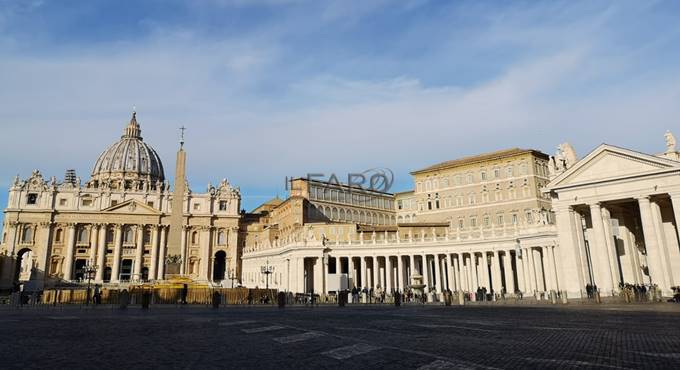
[89,112,165,189]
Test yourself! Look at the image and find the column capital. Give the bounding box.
[589,202,603,210]
[636,195,651,202]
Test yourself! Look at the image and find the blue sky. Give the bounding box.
[1,0,680,216]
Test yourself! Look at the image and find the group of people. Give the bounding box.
[349,286,386,303]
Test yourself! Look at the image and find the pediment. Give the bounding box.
[102,199,161,215]
[548,144,680,189]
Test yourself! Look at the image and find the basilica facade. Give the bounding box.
[0,113,241,291]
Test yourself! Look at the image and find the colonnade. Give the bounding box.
[325,246,558,297]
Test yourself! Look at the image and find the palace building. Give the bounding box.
[0,113,241,291]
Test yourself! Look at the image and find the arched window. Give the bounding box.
[106,228,114,243]
[55,229,63,243]
[191,231,199,245]
[21,225,33,243]
[218,231,226,245]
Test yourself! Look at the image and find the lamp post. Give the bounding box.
[261,260,274,292]
[228,269,238,289]
[82,263,97,306]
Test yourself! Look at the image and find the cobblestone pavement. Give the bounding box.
[1,304,679,369]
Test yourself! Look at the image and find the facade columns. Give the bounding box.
[149,225,159,280]
[89,225,98,264]
[589,203,615,294]
[409,255,415,283]
[95,224,107,282]
[199,228,211,281]
[454,255,462,291]
[134,225,144,280]
[111,225,123,283]
[157,226,167,279]
[62,224,76,281]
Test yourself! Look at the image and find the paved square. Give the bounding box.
[1,304,679,369]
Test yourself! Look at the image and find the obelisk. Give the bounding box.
[165,127,187,277]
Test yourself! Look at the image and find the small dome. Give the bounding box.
[89,112,165,188]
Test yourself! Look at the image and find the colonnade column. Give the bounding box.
[503,251,515,294]
[409,255,415,284]
[650,199,675,289]
[637,197,668,291]
[454,255,462,291]
[491,251,502,294]
[134,225,144,280]
[362,257,368,289]
[62,224,76,281]
[532,248,545,292]
[157,226,167,280]
[589,203,615,293]
[372,256,378,289]
[95,224,107,282]
[111,225,123,283]
[445,254,453,291]
[432,255,441,292]
[386,256,393,292]
[554,205,586,297]
[524,248,535,293]
[397,255,404,291]
[348,256,355,288]
[421,254,430,291]
[149,225,159,280]
[515,250,525,293]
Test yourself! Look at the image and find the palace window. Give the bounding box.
[27,193,38,205]
[458,219,464,229]
[494,168,501,178]
[111,200,118,206]
[512,214,518,225]
[397,200,403,210]
[81,198,93,207]
[484,216,490,227]
[526,211,534,224]
[59,198,67,206]
[219,201,228,211]
[470,218,477,228]
[480,171,487,181]
[497,215,504,225]
[507,166,514,177]
[467,174,473,184]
